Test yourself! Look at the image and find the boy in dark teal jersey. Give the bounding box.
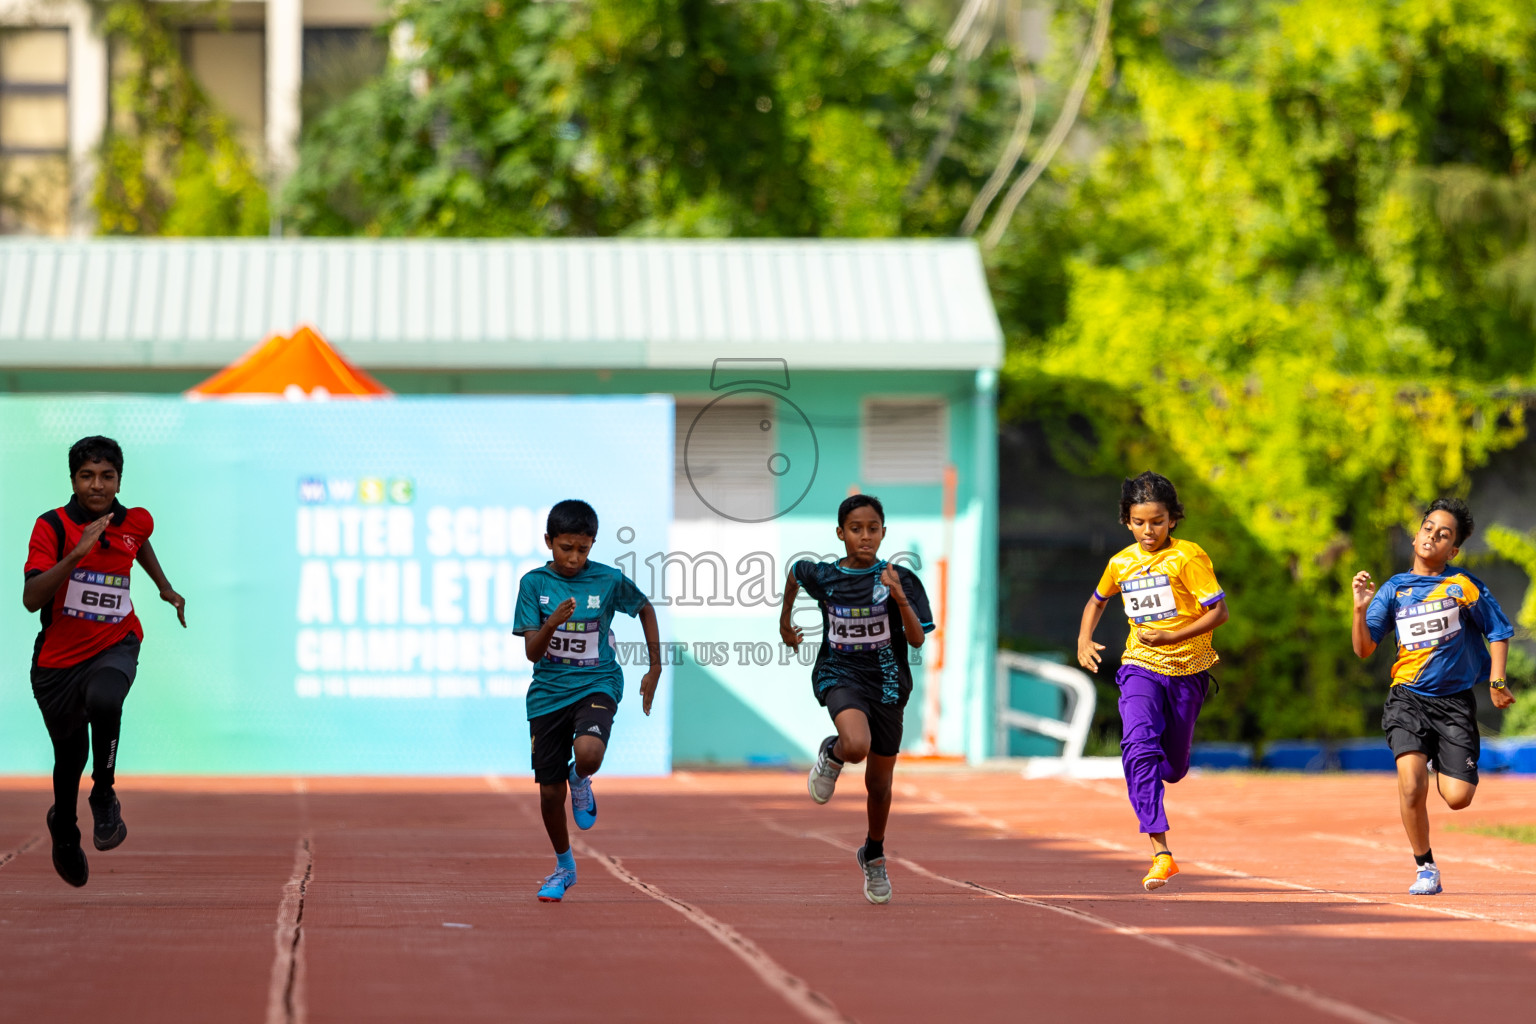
[779,494,933,905]
[1352,498,1516,896]
[513,500,660,902]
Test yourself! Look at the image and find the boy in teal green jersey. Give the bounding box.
[513,499,661,902]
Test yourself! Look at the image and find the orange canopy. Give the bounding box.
[187,325,391,398]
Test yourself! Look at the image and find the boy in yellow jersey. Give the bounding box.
[1077,472,1228,891]
[1352,498,1515,896]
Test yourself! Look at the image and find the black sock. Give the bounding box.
[1415,849,1434,867]
[824,737,844,765]
[863,837,884,860]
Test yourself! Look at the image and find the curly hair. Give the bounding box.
[1119,471,1184,526]
[1424,497,1474,546]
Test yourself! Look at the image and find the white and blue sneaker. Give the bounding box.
[538,866,577,902]
[1409,863,1442,896]
[569,766,597,831]
[808,736,842,804]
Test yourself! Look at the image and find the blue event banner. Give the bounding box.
[0,395,675,775]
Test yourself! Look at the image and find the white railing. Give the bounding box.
[995,651,1096,761]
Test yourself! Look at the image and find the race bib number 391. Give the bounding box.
[1396,598,1462,652]
[62,570,132,624]
[828,605,891,652]
[546,619,604,666]
[1122,574,1177,624]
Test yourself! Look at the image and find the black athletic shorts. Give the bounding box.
[31,633,140,734]
[1382,684,1480,785]
[529,692,616,785]
[823,684,904,759]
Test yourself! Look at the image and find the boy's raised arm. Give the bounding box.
[638,601,662,716]
[779,571,803,648]
[1351,570,1378,659]
[135,538,186,627]
[1076,596,1107,673]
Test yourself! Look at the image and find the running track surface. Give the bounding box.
[3,769,1536,1023]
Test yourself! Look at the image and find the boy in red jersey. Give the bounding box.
[22,436,185,887]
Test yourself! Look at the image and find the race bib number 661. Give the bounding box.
[62,570,132,624]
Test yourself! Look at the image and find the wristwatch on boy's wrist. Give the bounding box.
[1491,678,1508,689]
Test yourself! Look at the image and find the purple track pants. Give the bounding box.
[1116,663,1208,834]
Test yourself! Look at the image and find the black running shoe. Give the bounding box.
[46,806,89,888]
[89,790,127,851]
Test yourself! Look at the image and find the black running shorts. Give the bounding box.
[823,684,904,759]
[1382,684,1480,785]
[31,633,140,734]
[529,692,616,785]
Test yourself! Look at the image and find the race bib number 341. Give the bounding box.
[62,570,132,624]
[1122,574,1177,624]
[546,619,604,666]
[828,605,891,651]
[1396,597,1462,652]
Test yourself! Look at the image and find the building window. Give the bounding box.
[862,399,948,484]
[303,28,386,124]
[674,399,777,522]
[0,29,70,235]
[183,28,265,157]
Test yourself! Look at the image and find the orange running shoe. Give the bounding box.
[1142,852,1179,891]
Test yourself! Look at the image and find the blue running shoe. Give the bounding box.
[569,765,597,831]
[538,866,577,902]
[1409,863,1442,895]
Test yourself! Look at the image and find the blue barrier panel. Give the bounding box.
[1336,738,1395,772]
[1188,743,1252,769]
[1260,741,1334,771]
[1480,739,1515,773]
[1503,739,1536,774]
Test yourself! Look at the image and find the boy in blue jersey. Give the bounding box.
[513,500,660,902]
[779,495,933,904]
[1352,498,1516,896]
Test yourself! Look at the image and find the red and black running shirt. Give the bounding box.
[25,498,154,669]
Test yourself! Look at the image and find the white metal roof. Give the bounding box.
[0,238,1003,371]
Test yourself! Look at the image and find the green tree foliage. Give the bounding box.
[283,0,1018,236]
[92,0,268,236]
[996,0,1534,739]
[282,0,1536,740]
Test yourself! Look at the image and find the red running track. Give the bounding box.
[2,769,1535,1023]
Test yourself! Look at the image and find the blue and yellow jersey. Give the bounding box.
[1093,538,1225,676]
[1365,568,1512,696]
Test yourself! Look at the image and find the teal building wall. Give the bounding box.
[1,366,999,764]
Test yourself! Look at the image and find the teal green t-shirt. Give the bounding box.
[513,560,650,719]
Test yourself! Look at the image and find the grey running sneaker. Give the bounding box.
[807,735,842,804]
[857,844,892,904]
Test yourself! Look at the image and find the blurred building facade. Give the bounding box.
[0,0,386,236]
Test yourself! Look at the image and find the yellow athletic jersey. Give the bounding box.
[1093,538,1226,676]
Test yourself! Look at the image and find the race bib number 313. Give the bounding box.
[546,619,604,666]
[828,605,891,651]
[62,570,132,624]
[1395,598,1462,652]
[1122,574,1177,624]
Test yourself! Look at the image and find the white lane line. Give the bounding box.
[484,775,857,1024]
[906,781,1536,935]
[0,835,40,870]
[764,820,1411,1024]
[265,835,314,1024]
[1309,831,1536,877]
